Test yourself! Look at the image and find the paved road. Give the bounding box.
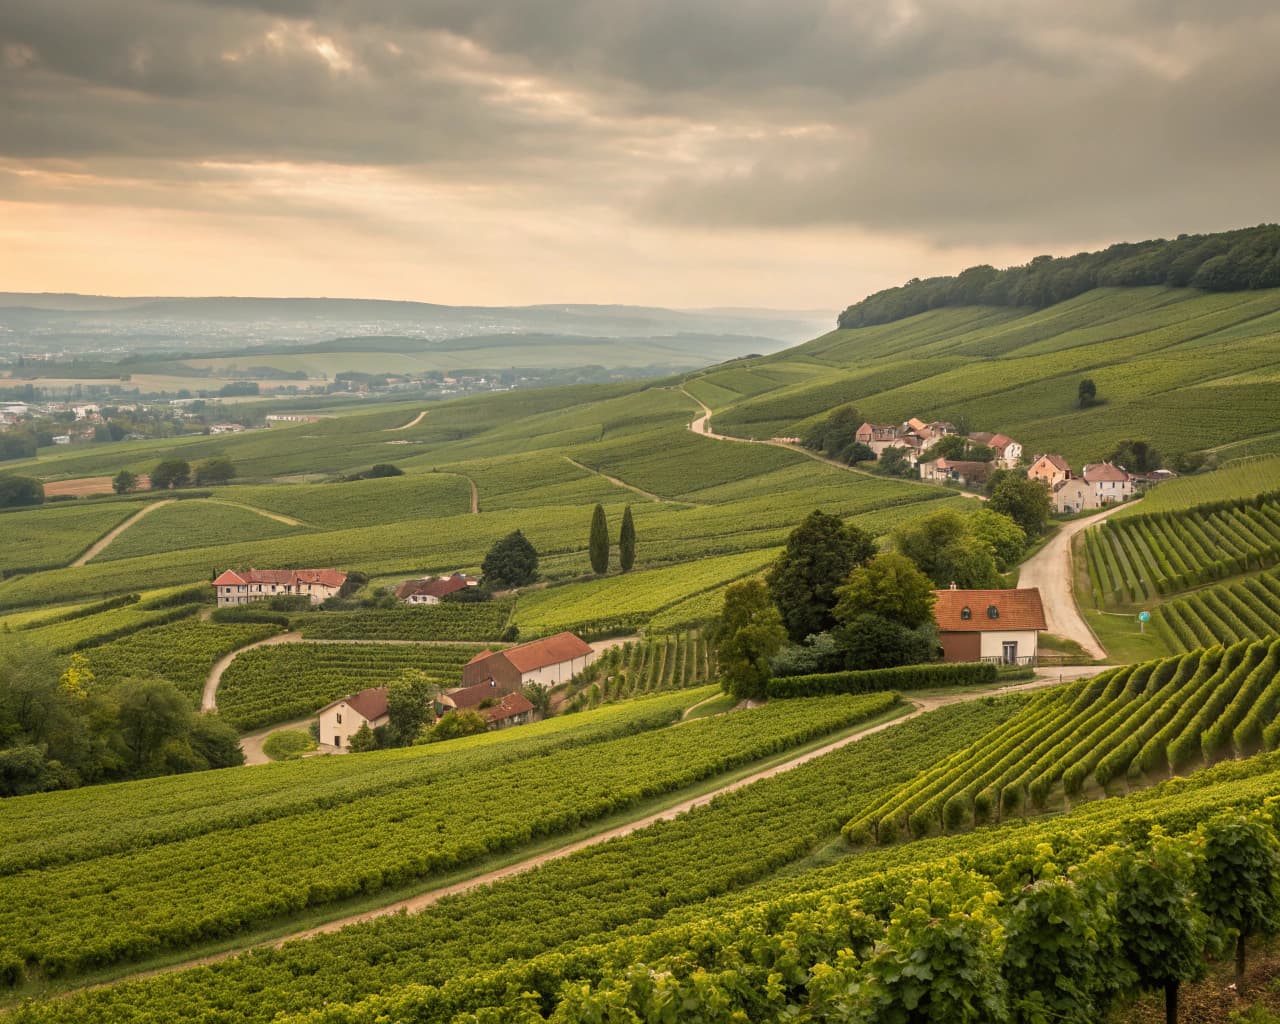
[1017,506,1126,660]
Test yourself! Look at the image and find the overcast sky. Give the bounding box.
[2,1,1278,310]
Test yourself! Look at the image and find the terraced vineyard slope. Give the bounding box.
[843,638,1280,843]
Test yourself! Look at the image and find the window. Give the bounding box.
[960,606,972,620]
[334,735,341,747]
[987,605,1000,620]
[336,713,342,724]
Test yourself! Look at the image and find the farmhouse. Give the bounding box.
[212,568,347,607]
[317,687,389,749]
[918,458,992,487]
[481,691,536,730]
[462,631,595,690]
[986,433,1023,469]
[854,422,901,456]
[933,586,1047,665]
[395,572,477,604]
[1052,478,1097,515]
[1082,462,1136,505]
[1028,454,1072,488]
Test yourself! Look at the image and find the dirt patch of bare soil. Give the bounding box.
[44,474,150,497]
[1114,940,1280,1023]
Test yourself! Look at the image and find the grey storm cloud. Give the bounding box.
[2,0,1278,243]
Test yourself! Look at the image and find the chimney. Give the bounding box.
[949,581,958,590]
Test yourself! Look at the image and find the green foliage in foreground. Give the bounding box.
[1155,567,1280,653]
[4,695,1008,1020]
[0,693,893,983]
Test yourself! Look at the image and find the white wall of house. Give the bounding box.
[1093,478,1135,504]
[215,581,340,608]
[1053,481,1097,514]
[317,703,385,749]
[520,652,597,688]
[998,442,1022,469]
[404,593,441,605]
[978,630,1039,661]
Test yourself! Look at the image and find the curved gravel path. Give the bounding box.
[71,499,174,566]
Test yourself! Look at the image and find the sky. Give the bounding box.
[2,0,1279,310]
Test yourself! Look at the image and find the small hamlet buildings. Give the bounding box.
[317,687,390,749]
[395,573,478,605]
[933,586,1047,665]
[212,568,347,607]
[462,632,596,689]
[1027,455,1143,513]
[439,684,536,729]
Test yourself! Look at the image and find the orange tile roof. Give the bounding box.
[482,691,535,724]
[1083,462,1131,483]
[395,574,472,600]
[445,678,514,709]
[212,568,347,588]
[467,632,593,674]
[933,588,1047,632]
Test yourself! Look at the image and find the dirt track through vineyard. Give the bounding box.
[98,667,1101,991]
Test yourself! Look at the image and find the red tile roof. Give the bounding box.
[1083,462,1131,483]
[967,431,995,445]
[213,568,347,588]
[933,588,1047,632]
[1035,454,1071,473]
[466,632,593,674]
[481,691,535,724]
[444,678,515,710]
[988,433,1017,451]
[320,686,389,722]
[395,574,473,600]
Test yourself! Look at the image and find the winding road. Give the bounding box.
[684,389,1114,656]
[386,410,429,431]
[1016,505,1126,660]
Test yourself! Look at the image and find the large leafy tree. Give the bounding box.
[150,458,191,490]
[0,474,43,508]
[989,475,1052,539]
[766,510,875,642]
[481,529,539,589]
[893,508,1000,589]
[618,504,636,572]
[384,670,440,747]
[115,677,194,775]
[588,503,609,575]
[194,456,236,486]
[715,578,787,701]
[834,552,936,629]
[112,469,138,495]
[968,509,1027,572]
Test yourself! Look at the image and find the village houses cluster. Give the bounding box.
[851,415,1169,511]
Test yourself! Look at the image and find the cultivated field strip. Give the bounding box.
[1083,492,1280,606]
[842,639,1280,844]
[0,693,894,982]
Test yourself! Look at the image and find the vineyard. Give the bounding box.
[215,642,487,730]
[842,638,1280,844]
[568,631,716,707]
[84,619,286,703]
[1155,567,1280,651]
[0,500,137,575]
[1113,453,1280,516]
[16,598,205,654]
[90,499,309,562]
[511,549,777,637]
[1083,492,1280,607]
[5,697,1014,1019]
[0,692,897,983]
[295,600,514,641]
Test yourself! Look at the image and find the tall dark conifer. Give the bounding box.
[619,505,636,572]
[589,504,610,574]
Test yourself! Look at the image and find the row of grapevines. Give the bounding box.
[294,600,514,641]
[0,688,712,878]
[83,619,286,704]
[843,639,1280,843]
[8,697,1014,1020]
[0,693,898,984]
[566,632,716,710]
[1155,566,1280,652]
[216,642,486,731]
[1087,492,1280,606]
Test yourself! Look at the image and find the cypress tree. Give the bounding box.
[589,504,610,574]
[619,504,636,572]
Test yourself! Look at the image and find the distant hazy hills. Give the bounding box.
[0,294,830,363]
